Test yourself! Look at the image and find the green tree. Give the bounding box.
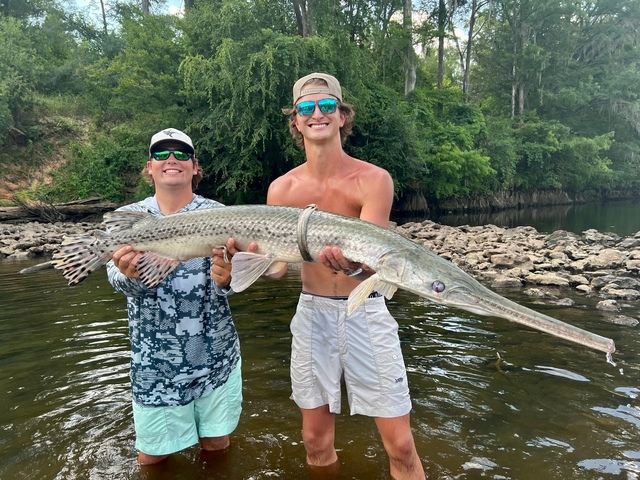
[420,94,495,198]
[1,0,54,18]
[4,0,639,210]
[472,0,639,193]
[0,16,42,143]
[80,5,186,127]
[181,26,344,202]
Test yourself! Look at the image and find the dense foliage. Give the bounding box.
[1,0,638,209]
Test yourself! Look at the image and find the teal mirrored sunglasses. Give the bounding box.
[151,149,193,161]
[296,98,338,116]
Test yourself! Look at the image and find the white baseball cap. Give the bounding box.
[149,128,195,154]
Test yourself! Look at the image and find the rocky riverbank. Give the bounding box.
[2,219,639,325]
[396,220,640,325]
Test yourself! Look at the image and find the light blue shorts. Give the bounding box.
[132,360,243,456]
[290,293,411,418]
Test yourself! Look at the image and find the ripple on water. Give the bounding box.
[2,264,640,479]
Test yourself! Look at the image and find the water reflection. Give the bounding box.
[1,258,639,479]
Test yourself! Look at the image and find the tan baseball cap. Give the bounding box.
[293,73,342,104]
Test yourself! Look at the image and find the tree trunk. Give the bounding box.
[511,30,517,119]
[141,0,149,14]
[0,199,119,222]
[403,0,416,96]
[292,0,313,37]
[518,82,525,116]
[437,0,446,89]
[518,27,527,115]
[99,0,108,34]
[462,0,479,101]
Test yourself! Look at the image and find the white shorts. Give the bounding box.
[289,292,412,418]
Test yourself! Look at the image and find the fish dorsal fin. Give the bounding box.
[137,252,181,288]
[104,211,152,233]
[347,274,397,315]
[229,252,276,292]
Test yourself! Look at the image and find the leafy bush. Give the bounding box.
[41,129,148,202]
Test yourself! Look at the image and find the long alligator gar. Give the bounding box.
[49,204,615,354]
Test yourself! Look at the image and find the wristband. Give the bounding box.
[213,284,234,296]
[346,267,363,277]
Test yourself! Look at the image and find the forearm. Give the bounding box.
[106,260,149,297]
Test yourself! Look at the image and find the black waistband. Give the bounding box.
[301,291,381,300]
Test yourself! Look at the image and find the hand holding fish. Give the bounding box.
[112,245,143,279]
[211,238,259,288]
[319,246,372,279]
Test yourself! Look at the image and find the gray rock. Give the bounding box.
[588,249,627,269]
[605,315,639,326]
[524,272,571,287]
[583,229,621,245]
[553,298,575,306]
[524,288,558,299]
[490,275,523,288]
[596,300,620,311]
[599,286,640,300]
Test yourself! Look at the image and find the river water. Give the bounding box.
[426,199,640,237]
[1,202,639,479]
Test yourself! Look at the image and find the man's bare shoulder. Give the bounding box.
[267,164,308,204]
[346,157,393,187]
[271,164,307,185]
[349,156,391,176]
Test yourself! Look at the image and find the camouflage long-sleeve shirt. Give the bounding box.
[106,194,240,407]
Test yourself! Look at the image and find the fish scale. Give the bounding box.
[49,204,615,355]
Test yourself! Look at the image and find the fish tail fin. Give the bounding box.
[51,230,113,285]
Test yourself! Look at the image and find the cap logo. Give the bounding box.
[161,128,179,137]
[149,127,195,154]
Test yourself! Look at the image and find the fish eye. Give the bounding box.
[432,281,445,293]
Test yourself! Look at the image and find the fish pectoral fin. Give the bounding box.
[137,252,181,288]
[347,274,393,315]
[230,252,276,292]
[265,261,288,276]
[377,282,398,300]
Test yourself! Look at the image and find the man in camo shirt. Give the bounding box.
[106,128,254,465]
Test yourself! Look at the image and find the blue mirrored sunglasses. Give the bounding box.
[151,149,193,161]
[296,98,338,116]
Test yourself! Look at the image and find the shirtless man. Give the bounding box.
[267,73,425,479]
